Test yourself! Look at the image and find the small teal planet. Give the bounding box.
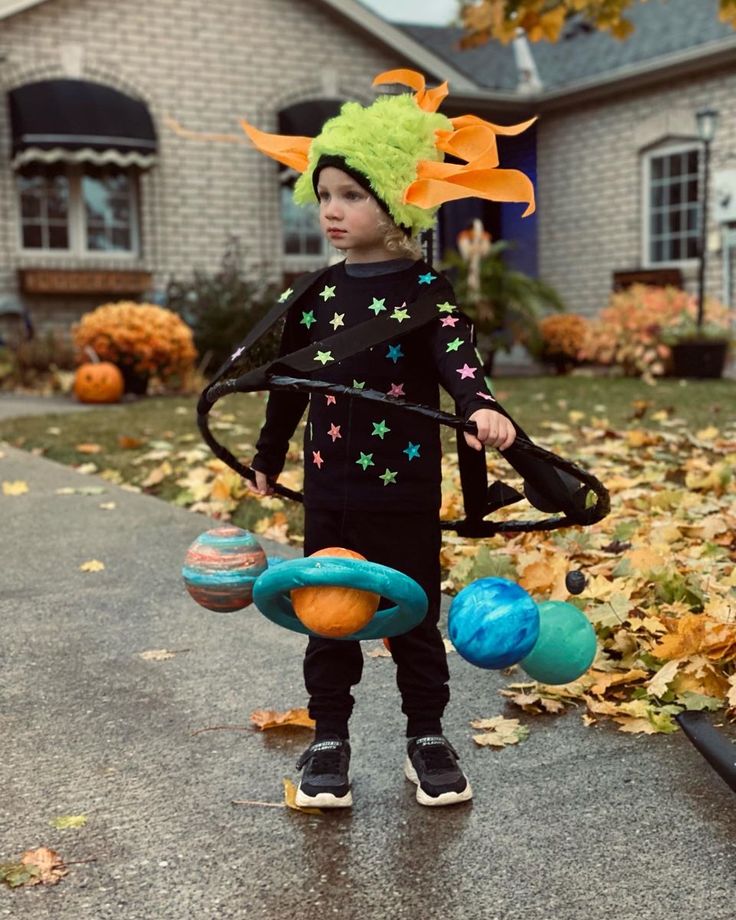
[448,577,540,670]
[520,600,597,685]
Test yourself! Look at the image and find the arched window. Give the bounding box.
[278,99,343,260]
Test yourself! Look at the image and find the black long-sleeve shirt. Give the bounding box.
[252,258,497,512]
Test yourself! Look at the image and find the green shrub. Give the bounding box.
[165,237,280,378]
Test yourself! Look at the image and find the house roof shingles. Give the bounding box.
[401,0,735,92]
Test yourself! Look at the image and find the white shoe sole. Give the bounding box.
[404,756,473,807]
[295,786,353,809]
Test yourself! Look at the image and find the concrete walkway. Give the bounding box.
[1,395,735,920]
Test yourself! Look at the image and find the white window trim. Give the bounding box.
[641,140,701,270]
[17,164,141,260]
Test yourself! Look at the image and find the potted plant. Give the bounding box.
[72,302,197,394]
[581,284,733,382]
[444,221,565,374]
[537,313,590,375]
[661,304,733,379]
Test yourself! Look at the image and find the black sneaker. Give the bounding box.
[295,737,352,808]
[405,735,473,806]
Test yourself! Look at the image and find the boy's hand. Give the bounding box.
[247,469,275,496]
[465,408,516,452]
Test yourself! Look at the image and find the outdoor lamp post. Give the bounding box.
[695,106,719,329]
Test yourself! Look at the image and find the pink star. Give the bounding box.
[312,450,324,469]
[476,391,496,401]
[387,382,405,398]
[325,394,337,406]
[328,423,342,442]
[440,316,459,328]
[456,364,478,380]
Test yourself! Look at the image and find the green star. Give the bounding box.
[319,284,337,301]
[300,310,316,329]
[371,419,390,439]
[368,297,387,315]
[278,287,293,303]
[379,468,398,486]
[391,307,411,323]
[446,337,464,352]
[329,312,345,330]
[437,301,456,314]
[356,452,374,470]
[403,442,421,461]
[352,379,365,390]
[314,350,334,366]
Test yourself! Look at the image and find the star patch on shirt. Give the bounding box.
[329,312,345,330]
[391,304,410,323]
[457,363,478,380]
[418,272,437,285]
[319,285,336,301]
[437,301,456,314]
[312,450,324,469]
[300,310,316,330]
[387,382,405,398]
[326,394,337,405]
[386,344,404,364]
[314,350,334,365]
[352,379,365,390]
[446,337,464,353]
[368,297,387,315]
[379,468,398,486]
[356,452,374,470]
[371,420,390,439]
[403,442,421,461]
[440,316,459,328]
[328,423,342,442]
[278,287,293,303]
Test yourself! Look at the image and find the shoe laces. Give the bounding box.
[414,738,458,774]
[297,740,345,773]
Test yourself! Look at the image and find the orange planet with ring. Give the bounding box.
[291,547,381,638]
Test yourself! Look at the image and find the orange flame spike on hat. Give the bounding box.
[405,167,536,217]
[450,113,538,137]
[435,126,501,169]
[372,69,448,113]
[239,119,312,172]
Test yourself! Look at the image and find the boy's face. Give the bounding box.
[316,167,393,262]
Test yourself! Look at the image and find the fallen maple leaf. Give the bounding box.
[282,778,323,814]
[250,708,315,731]
[0,847,69,888]
[2,480,28,496]
[471,716,529,747]
[79,560,105,573]
[118,435,145,449]
[49,815,87,829]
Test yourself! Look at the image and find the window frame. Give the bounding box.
[279,168,328,267]
[16,163,141,260]
[641,140,701,270]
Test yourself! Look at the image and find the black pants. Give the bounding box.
[303,507,449,739]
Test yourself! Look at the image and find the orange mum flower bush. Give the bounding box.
[72,302,197,382]
[538,313,589,368]
[579,284,732,379]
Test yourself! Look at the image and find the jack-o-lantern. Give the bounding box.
[73,347,125,404]
[291,547,381,638]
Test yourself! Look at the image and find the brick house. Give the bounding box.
[0,0,734,345]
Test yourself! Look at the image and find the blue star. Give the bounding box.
[403,442,421,461]
[418,272,437,285]
[386,344,404,364]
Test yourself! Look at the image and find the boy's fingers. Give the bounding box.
[463,432,483,451]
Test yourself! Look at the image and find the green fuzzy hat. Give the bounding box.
[293,94,452,237]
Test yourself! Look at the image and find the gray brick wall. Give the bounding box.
[0,0,404,332]
[537,65,736,315]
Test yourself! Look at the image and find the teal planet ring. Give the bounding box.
[252,557,428,640]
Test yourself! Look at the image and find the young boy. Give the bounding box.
[242,69,534,807]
